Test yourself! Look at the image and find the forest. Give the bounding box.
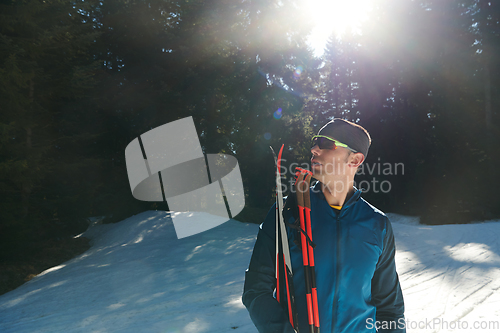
[1,0,499,291]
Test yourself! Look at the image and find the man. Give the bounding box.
[242,118,406,333]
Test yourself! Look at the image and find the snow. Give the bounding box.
[1,211,500,332]
[394,218,500,332]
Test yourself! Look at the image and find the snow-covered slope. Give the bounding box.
[393,217,500,332]
[0,211,499,332]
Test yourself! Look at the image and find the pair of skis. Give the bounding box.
[272,144,319,333]
[272,144,299,331]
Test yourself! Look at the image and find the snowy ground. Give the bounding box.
[1,211,499,332]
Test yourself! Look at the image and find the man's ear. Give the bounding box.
[348,152,365,168]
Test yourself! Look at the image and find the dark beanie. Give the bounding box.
[317,118,372,157]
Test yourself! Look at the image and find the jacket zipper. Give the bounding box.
[332,213,341,332]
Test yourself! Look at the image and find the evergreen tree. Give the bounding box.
[0,0,101,257]
[302,0,500,222]
[81,0,318,214]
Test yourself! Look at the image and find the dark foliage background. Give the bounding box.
[1,0,499,289]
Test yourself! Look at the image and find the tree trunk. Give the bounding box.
[484,63,492,130]
[22,79,34,218]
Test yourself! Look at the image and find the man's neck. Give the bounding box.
[321,179,355,207]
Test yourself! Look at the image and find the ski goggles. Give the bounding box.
[311,135,357,152]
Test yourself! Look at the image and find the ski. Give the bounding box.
[271,145,299,332]
[295,167,320,333]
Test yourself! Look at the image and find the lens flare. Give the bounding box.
[293,66,303,79]
[273,108,283,119]
[264,132,272,140]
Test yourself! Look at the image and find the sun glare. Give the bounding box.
[304,0,374,56]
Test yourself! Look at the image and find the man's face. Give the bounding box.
[310,141,352,180]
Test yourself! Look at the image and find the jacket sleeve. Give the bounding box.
[371,218,406,333]
[242,204,297,333]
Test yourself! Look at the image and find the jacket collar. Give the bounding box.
[312,181,362,210]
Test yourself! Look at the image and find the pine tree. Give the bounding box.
[0,0,101,245]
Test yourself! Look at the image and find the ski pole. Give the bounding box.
[295,169,314,333]
[302,171,319,333]
[295,167,320,333]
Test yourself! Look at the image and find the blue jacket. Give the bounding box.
[242,183,406,333]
